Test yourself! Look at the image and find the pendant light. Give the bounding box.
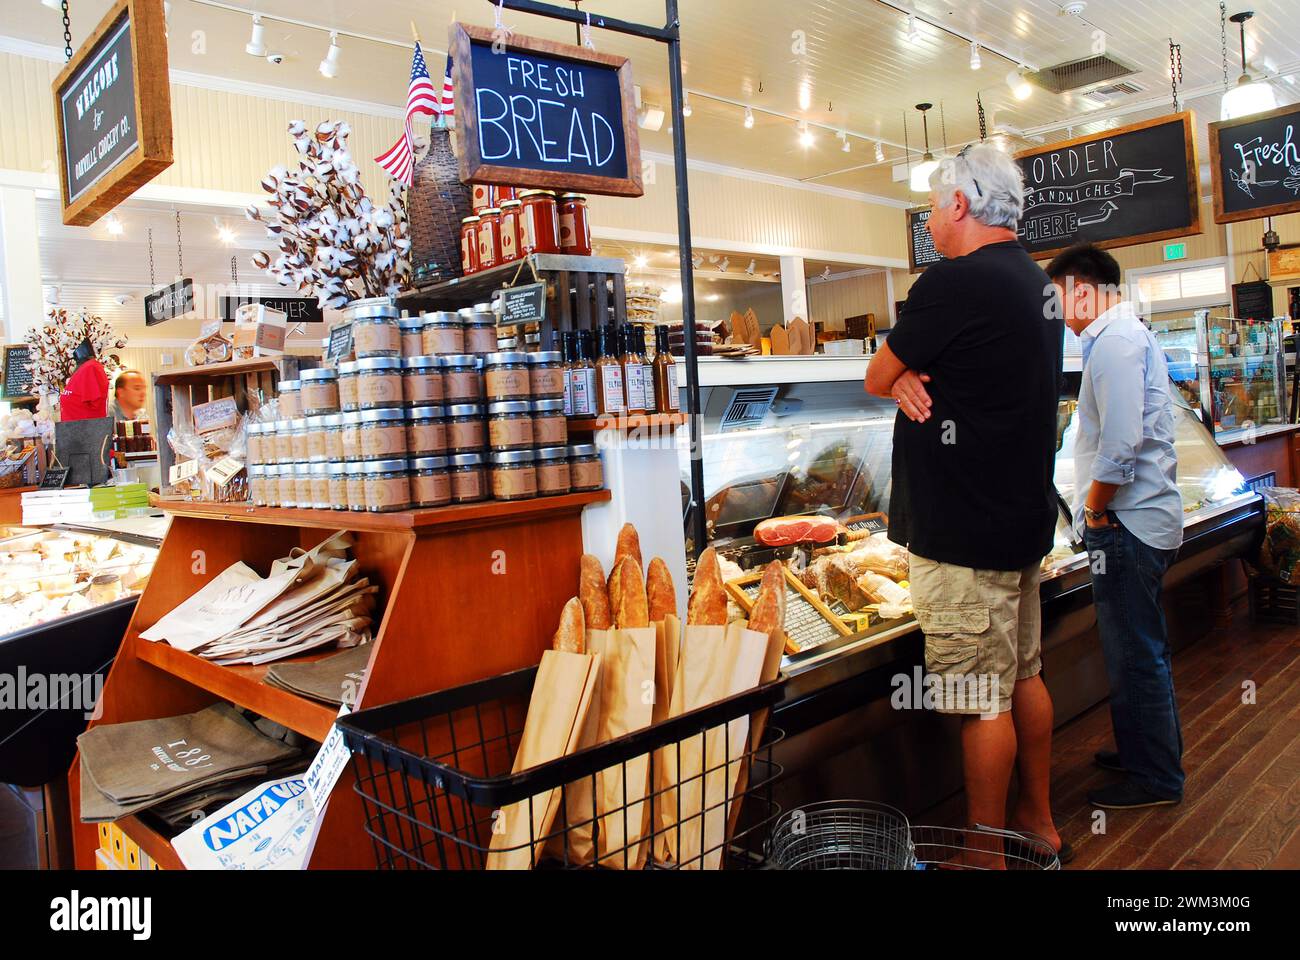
[909,103,940,193]
[1221,11,1277,120]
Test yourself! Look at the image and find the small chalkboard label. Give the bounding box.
[845,516,888,536]
[40,467,70,490]
[499,281,547,327]
[326,323,354,362]
[145,277,195,325]
[2,345,34,399]
[907,206,943,273]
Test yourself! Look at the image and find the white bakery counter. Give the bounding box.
[674,352,1083,387]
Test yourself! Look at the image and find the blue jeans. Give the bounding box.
[1083,517,1185,799]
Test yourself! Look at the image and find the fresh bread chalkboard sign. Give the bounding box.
[450,22,643,198]
[1013,112,1200,260]
[1210,103,1300,225]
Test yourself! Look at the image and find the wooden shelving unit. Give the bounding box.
[70,481,611,868]
[567,413,688,434]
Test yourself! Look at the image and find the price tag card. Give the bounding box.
[304,705,353,815]
[169,458,199,485]
[206,457,244,487]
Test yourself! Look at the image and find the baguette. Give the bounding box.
[686,547,728,626]
[747,561,786,646]
[609,557,649,629]
[614,523,643,571]
[551,597,586,653]
[579,554,613,630]
[646,557,677,623]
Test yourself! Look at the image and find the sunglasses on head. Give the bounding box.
[955,144,983,198]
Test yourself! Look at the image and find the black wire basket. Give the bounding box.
[337,665,785,870]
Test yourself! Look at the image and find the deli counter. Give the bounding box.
[677,355,1265,812]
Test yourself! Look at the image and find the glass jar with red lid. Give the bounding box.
[558,194,592,256]
[477,208,502,270]
[519,190,560,255]
[499,200,522,264]
[460,215,481,276]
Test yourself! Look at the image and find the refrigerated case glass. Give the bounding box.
[1150,314,1202,412]
[1203,314,1288,437]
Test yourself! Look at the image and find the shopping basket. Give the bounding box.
[336,664,785,870]
[768,802,1060,871]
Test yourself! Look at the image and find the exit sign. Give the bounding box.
[1164,242,1188,261]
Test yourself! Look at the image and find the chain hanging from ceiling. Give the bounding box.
[1220,3,1230,90]
[902,110,911,174]
[61,0,72,61]
[175,210,184,278]
[1168,39,1183,112]
[147,227,156,288]
[231,255,238,285]
[977,94,987,141]
[939,101,948,154]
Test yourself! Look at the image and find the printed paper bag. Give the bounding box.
[592,625,657,870]
[486,650,600,870]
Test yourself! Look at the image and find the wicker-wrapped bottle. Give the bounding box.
[408,127,475,287]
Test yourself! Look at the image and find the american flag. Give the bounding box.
[374,42,443,186]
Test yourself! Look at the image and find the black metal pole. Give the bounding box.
[665,0,706,558]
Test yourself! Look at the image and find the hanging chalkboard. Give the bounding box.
[450,22,643,198]
[1210,103,1300,225]
[325,323,354,363]
[1014,112,1200,260]
[498,281,547,327]
[2,345,34,399]
[1233,280,1274,323]
[218,295,323,324]
[907,206,943,273]
[52,0,172,226]
[144,278,194,325]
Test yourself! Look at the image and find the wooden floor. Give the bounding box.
[1045,609,1300,869]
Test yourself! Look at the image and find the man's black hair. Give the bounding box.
[1044,242,1122,287]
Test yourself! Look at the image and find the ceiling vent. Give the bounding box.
[1027,54,1138,95]
[1082,80,1146,106]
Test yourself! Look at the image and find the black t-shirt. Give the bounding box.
[885,240,1062,570]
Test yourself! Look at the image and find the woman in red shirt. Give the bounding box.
[60,340,109,421]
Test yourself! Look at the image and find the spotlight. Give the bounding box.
[217,224,236,245]
[798,120,814,148]
[744,106,754,129]
[875,140,885,162]
[1007,68,1033,100]
[905,14,921,43]
[681,91,692,118]
[633,254,648,269]
[245,15,267,57]
[718,257,730,273]
[970,41,981,70]
[319,32,341,79]
[105,214,123,236]
[745,259,757,277]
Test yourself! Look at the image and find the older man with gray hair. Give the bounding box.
[866,143,1066,864]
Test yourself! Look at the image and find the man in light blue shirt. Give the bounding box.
[1047,243,1185,810]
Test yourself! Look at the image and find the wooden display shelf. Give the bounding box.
[136,641,340,741]
[567,413,688,433]
[117,815,185,871]
[154,356,280,386]
[398,253,624,307]
[149,489,611,531]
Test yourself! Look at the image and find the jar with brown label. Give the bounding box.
[407,406,448,456]
[399,316,425,357]
[446,404,486,453]
[270,420,292,463]
[246,422,267,465]
[442,355,484,404]
[358,408,408,460]
[322,414,345,461]
[421,312,464,356]
[528,351,565,399]
[293,461,313,508]
[449,452,487,503]
[248,464,268,506]
[531,399,568,447]
[278,380,302,419]
[327,461,348,510]
[484,352,532,402]
[491,449,538,501]
[354,356,404,409]
[464,312,498,354]
[304,415,329,462]
[402,355,443,406]
[309,461,331,509]
[352,315,401,359]
[345,461,367,511]
[263,464,282,507]
[534,446,571,496]
[289,418,310,462]
[340,411,363,461]
[300,367,340,415]
[338,361,360,412]
[569,443,604,491]
[487,401,534,451]
[411,456,452,507]
[362,458,411,512]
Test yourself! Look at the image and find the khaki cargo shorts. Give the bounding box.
[908,553,1043,716]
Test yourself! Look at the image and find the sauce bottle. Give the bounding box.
[619,324,647,415]
[595,325,626,416]
[559,330,575,417]
[569,330,597,418]
[652,324,680,413]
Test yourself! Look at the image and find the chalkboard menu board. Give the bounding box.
[450,22,643,198]
[52,0,172,226]
[218,295,323,324]
[907,206,943,273]
[499,281,547,326]
[2,345,34,399]
[1233,280,1274,323]
[1014,112,1200,260]
[145,278,195,325]
[1210,103,1300,225]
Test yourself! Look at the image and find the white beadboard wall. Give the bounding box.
[808,272,892,332]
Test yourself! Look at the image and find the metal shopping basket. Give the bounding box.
[768,802,1060,871]
[336,665,785,870]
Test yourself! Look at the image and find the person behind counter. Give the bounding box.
[1046,242,1185,811]
[108,369,147,422]
[59,339,110,422]
[864,143,1066,865]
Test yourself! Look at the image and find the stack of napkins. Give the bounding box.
[78,703,302,823]
[140,531,378,665]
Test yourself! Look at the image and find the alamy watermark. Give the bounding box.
[0,668,104,720]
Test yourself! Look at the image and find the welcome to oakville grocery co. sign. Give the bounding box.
[53,0,172,226]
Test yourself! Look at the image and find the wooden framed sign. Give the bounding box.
[906,206,943,273]
[1013,112,1200,260]
[2,345,35,400]
[1210,103,1300,225]
[449,22,643,197]
[52,0,173,227]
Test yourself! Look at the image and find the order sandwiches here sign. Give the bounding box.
[53,0,173,226]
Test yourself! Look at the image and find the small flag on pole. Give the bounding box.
[375,41,440,186]
[437,57,455,118]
